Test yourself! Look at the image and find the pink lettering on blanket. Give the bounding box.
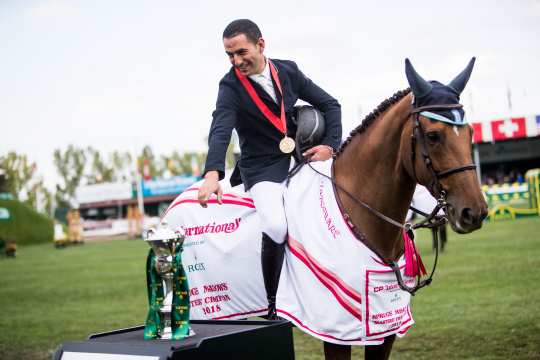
[182,218,242,236]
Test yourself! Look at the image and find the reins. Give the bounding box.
[288,103,477,295]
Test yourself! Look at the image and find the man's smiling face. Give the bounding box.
[223,33,265,76]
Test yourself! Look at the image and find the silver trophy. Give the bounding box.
[144,221,193,339]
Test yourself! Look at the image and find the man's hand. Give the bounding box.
[303,145,334,162]
[198,171,223,208]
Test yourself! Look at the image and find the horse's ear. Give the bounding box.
[448,57,476,94]
[405,58,433,99]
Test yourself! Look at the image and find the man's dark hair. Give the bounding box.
[223,19,262,44]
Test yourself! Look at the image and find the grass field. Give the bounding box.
[1,217,539,359]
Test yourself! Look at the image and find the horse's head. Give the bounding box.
[403,58,488,233]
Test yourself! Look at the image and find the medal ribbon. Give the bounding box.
[235,59,287,135]
[144,246,190,340]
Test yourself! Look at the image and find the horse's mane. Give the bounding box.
[335,88,411,157]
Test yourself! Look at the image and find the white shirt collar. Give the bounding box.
[249,58,271,81]
[247,58,277,103]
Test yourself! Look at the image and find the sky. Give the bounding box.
[2,0,540,188]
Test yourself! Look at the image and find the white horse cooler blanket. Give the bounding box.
[163,159,416,345]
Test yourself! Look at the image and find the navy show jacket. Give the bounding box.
[203,59,342,190]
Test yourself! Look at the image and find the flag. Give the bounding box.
[471,123,483,144]
[491,117,526,141]
[143,158,151,181]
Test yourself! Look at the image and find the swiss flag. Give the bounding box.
[491,117,526,141]
[471,123,483,143]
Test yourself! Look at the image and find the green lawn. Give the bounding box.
[1,217,539,359]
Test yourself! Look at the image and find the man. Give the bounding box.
[198,19,342,319]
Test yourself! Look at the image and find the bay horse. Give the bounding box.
[162,58,488,360]
[322,58,488,359]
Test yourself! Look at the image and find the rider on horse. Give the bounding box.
[197,19,342,319]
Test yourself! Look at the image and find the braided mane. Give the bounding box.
[335,88,411,157]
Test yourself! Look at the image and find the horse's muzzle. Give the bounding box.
[447,201,488,234]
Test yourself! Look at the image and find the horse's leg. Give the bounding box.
[323,341,351,360]
[440,225,447,252]
[364,335,395,360]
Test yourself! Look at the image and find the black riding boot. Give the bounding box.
[261,233,285,320]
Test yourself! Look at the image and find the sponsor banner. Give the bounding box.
[76,182,132,205]
[83,216,161,238]
[141,176,200,198]
[82,218,129,237]
[482,183,530,209]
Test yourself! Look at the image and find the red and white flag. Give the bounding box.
[491,117,526,141]
[471,123,483,144]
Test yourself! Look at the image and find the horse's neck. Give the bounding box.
[334,94,416,260]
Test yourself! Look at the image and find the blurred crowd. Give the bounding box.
[482,167,525,185]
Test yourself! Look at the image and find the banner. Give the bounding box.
[76,182,132,205]
[142,176,200,198]
[483,171,540,220]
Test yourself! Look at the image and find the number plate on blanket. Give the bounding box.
[364,267,414,338]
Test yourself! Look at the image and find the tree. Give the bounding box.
[0,152,52,215]
[161,151,206,177]
[25,179,53,215]
[0,152,35,200]
[84,148,134,184]
[54,145,86,208]
[86,147,114,184]
[111,150,133,182]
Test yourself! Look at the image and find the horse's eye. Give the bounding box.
[426,131,441,144]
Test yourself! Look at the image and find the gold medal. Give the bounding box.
[279,136,296,153]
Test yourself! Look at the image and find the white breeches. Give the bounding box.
[249,180,288,244]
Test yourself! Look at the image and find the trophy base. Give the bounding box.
[160,326,196,339]
[54,319,294,360]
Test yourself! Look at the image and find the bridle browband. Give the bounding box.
[299,102,478,295]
